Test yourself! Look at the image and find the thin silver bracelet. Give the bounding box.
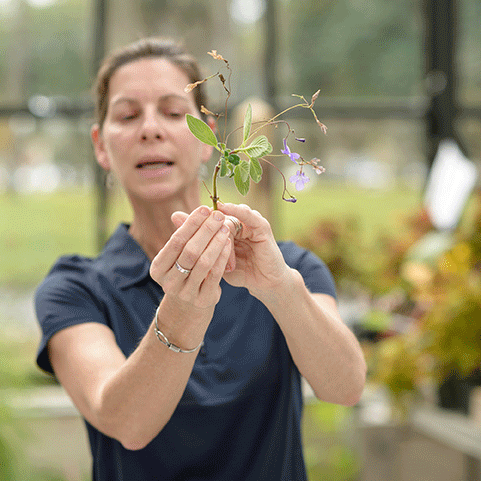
[153,305,204,354]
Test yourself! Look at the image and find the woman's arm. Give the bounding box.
[253,275,366,405]
[217,203,366,406]
[49,206,232,450]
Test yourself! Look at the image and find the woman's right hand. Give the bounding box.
[49,206,233,451]
[149,206,232,312]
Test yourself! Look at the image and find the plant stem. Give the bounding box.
[211,162,221,210]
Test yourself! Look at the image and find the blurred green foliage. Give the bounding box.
[0,0,91,103]
[0,333,63,481]
[364,191,481,410]
[288,0,423,98]
[302,401,360,480]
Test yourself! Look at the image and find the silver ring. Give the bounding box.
[226,215,243,236]
[175,261,191,275]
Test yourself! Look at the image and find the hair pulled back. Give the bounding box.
[93,37,207,130]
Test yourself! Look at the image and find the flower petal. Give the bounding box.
[289,173,299,183]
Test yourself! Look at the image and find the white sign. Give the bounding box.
[424,140,477,230]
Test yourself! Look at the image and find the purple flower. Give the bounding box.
[289,170,310,191]
[281,139,300,164]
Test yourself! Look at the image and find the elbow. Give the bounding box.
[94,391,172,451]
[96,407,169,451]
[340,359,367,407]
[121,438,151,451]
[340,345,367,406]
[116,418,171,451]
[118,426,165,451]
[314,357,367,407]
[340,381,364,406]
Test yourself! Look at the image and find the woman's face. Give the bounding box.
[92,57,213,204]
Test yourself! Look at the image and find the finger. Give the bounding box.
[225,246,236,273]
[156,214,230,296]
[224,215,243,238]
[198,237,232,297]
[174,210,236,272]
[183,222,231,287]
[219,217,240,273]
[155,206,211,268]
[171,211,189,229]
[218,203,269,238]
[176,210,228,272]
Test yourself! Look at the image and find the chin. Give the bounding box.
[130,182,200,206]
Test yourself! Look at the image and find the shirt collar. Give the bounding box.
[100,224,152,290]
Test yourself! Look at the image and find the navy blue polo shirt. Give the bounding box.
[36,224,336,481]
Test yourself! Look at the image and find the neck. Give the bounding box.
[128,191,202,260]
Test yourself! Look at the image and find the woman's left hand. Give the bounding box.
[216,203,293,297]
[219,204,367,406]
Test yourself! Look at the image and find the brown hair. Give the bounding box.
[93,37,207,130]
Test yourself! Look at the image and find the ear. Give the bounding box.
[91,124,111,171]
[200,116,217,163]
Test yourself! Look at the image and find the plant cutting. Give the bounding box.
[184,50,327,210]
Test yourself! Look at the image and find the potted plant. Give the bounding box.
[369,189,481,414]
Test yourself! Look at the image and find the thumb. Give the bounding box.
[171,211,189,229]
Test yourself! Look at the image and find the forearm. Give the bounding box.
[96,296,211,450]
[257,269,366,406]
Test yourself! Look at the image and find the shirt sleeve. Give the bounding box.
[279,242,337,299]
[35,267,108,375]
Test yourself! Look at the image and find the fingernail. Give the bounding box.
[220,224,229,234]
[200,207,209,216]
[214,211,224,221]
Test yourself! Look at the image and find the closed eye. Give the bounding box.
[164,110,184,119]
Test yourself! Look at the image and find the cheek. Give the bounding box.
[177,126,205,155]
[104,128,132,159]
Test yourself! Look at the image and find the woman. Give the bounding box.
[35,37,366,481]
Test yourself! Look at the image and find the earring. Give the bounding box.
[106,171,115,189]
[198,164,208,180]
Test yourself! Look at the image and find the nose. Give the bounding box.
[140,109,165,141]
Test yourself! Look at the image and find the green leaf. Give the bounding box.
[243,135,272,158]
[243,104,252,144]
[234,165,250,195]
[238,159,250,182]
[186,114,218,147]
[228,154,240,165]
[234,176,250,196]
[219,157,228,177]
[249,157,263,183]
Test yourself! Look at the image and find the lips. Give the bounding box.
[136,158,174,169]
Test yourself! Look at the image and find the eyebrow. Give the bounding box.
[111,94,190,107]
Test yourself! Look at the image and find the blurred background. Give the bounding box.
[1,0,480,479]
